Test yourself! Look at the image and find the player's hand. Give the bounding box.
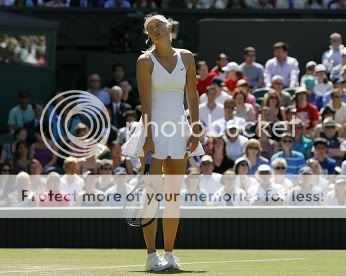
[186,134,199,154]
[143,136,155,155]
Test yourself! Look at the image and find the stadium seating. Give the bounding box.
[253,88,270,106]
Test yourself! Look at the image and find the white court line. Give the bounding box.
[0,257,305,274]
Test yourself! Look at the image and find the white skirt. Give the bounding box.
[121,116,205,160]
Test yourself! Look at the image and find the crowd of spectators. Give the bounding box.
[0,0,346,9]
[0,34,47,66]
[1,32,346,207]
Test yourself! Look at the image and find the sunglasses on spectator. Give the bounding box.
[201,161,212,165]
[259,171,271,175]
[101,166,113,170]
[273,82,283,86]
[274,166,286,170]
[269,96,278,100]
[248,146,259,150]
[282,139,293,143]
[239,162,248,167]
[325,126,335,129]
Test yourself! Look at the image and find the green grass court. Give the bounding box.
[0,249,345,275]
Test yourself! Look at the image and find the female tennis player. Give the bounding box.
[122,13,205,271]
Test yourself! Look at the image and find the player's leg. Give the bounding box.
[142,157,163,254]
[161,156,187,269]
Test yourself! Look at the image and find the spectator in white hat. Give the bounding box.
[199,154,222,194]
[322,32,344,73]
[271,75,292,107]
[249,164,286,205]
[313,64,333,97]
[233,156,257,193]
[264,42,300,88]
[318,119,346,165]
[300,61,317,87]
[223,62,245,93]
[293,87,319,130]
[330,48,346,81]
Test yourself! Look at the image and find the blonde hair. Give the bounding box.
[64,156,78,166]
[233,88,247,102]
[244,139,262,156]
[143,13,173,52]
[75,123,89,137]
[271,158,287,168]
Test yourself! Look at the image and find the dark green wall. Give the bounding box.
[198,19,346,74]
[0,23,57,130]
[1,218,346,249]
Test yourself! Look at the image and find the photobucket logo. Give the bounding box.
[125,114,297,140]
[40,90,111,159]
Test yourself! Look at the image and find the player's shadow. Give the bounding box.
[131,269,207,274]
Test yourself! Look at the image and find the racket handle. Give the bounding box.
[144,152,152,174]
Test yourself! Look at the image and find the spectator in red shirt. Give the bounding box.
[293,87,319,130]
[210,53,229,79]
[196,60,217,96]
[223,62,245,93]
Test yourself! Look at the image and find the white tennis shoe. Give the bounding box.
[145,252,172,271]
[164,251,181,270]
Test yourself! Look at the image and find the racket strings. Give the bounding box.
[124,174,160,227]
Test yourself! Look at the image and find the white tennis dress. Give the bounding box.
[121,49,205,159]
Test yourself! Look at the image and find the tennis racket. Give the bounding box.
[124,152,160,227]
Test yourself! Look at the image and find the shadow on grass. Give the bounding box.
[130,269,207,274]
